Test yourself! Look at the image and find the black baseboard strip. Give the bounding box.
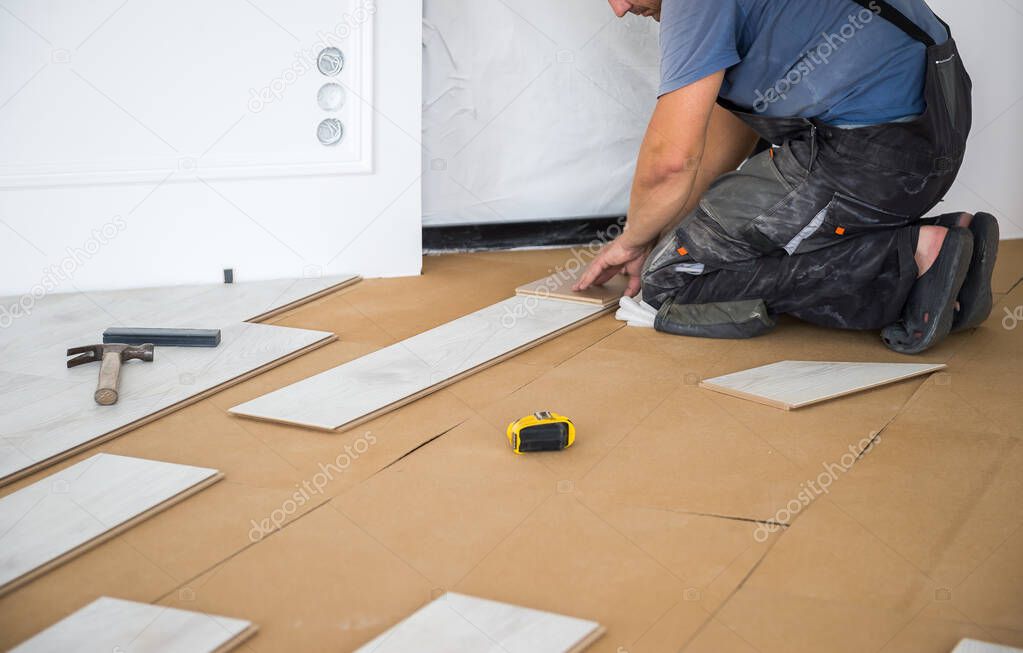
[423,216,626,253]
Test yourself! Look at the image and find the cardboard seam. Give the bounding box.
[554,322,628,369]
[375,420,469,475]
[678,517,789,650]
[659,507,789,529]
[1006,273,1023,295]
[695,372,950,638]
[151,498,335,604]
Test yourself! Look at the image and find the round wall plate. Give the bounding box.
[317,83,347,111]
[316,47,345,76]
[317,118,345,146]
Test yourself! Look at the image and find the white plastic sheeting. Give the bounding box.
[422,1,660,226]
[424,1,1023,238]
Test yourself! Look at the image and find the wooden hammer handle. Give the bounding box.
[95,350,123,405]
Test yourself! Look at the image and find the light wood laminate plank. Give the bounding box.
[700,360,947,410]
[0,323,334,486]
[952,640,1023,653]
[0,276,351,484]
[353,592,603,653]
[0,454,221,596]
[10,597,255,653]
[0,372,82,417]
[515,271,627,308]
[229,296,610,431]
[0,275,357,381]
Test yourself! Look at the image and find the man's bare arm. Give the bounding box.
[575,70,757,295]
[616,71,724,248]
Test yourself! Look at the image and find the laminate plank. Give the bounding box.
[229,296,610,431]
[0,454,221,596]
[0,275,357,381]
[247,276,360,322]
[0,323,334,486]
[0,276,350,480]
[10,597,255,653]
[700,361,947,410]
[515,271,627,308]
[0,371,83,417]
[952,640,1023,653]
[353,592,604,653]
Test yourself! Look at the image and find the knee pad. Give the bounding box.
[655,298,776,340]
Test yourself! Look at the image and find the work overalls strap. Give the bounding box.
[830,0,971,192]
[849,0,941,47]
[727,0,971,185]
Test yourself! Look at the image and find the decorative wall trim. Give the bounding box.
[0,7,374,189]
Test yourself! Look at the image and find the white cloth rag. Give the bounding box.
[615,295,658,328]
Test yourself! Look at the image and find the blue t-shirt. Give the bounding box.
[659,0,948,126]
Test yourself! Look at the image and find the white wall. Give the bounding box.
[422,0,1022,239]
[0,0,422,297]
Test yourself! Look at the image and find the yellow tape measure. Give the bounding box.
[506,411,576,454]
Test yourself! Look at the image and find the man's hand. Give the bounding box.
[573,236,652,298]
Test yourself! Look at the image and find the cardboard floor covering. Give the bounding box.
[0,245,1021,652]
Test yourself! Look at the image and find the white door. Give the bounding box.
[0,0,422,296]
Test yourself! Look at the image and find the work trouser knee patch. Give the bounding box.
[655,298,776,340]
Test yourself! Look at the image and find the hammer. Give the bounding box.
[67,343,155,405]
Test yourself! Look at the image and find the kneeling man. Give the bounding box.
[577,0,999,354]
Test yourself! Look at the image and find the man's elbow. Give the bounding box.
[641,152,703,185]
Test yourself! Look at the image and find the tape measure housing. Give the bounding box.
[507,412,576,454]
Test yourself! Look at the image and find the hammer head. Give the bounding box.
[66,343,155,367]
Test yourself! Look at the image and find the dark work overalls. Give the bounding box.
[641,0,973,339]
